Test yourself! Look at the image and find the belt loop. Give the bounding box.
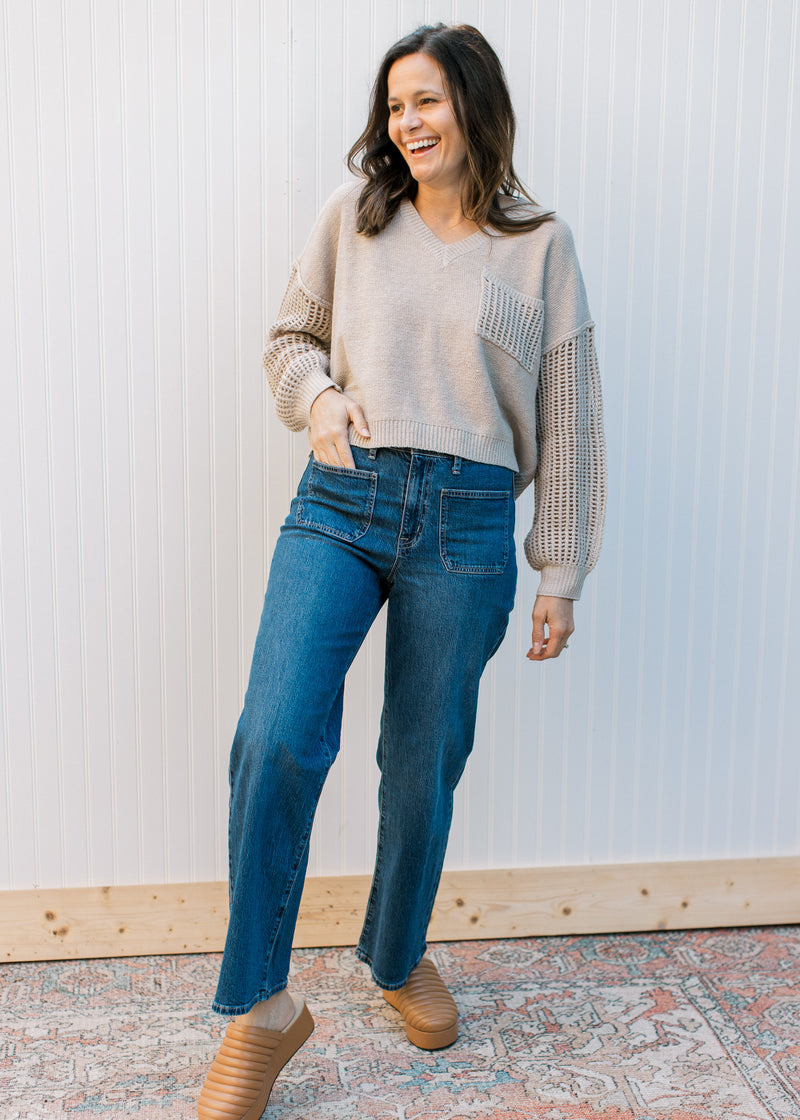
[368,447,377,460]
[452,455,461,476]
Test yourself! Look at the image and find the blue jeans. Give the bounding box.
[213,447,517,1015]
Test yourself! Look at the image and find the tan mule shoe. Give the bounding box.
[198,996,314,1119]
[383,957,458,1050]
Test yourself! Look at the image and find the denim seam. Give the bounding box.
[385,457,415,582]
[399,455,433,555]
[399,796,457,992]
[357,736,387,951]
[398,454,433,555]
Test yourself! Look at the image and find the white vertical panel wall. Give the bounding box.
[1,0,798,890]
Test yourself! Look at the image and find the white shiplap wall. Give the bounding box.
[1,0,799,891]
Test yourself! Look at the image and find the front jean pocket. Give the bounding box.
[296,459,378,542]
[439,490,511,574]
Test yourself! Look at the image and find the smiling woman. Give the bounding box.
[386,54,470,216]
[349,22,555,239]
[197,21,606,1120]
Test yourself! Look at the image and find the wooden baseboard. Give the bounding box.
[3,857,799,963]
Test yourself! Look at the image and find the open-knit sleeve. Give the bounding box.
[263,264,337,432]
[524,322,606,599]
[263,183,356,430]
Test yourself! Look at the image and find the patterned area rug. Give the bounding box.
[2,928,800,1118]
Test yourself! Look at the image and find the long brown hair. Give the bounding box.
[347,23,553,237]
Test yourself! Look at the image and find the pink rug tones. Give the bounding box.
[2,927,800,1118]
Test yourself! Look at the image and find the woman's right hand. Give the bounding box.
[309,386,370,469]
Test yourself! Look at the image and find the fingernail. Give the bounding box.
[533,642,541,654]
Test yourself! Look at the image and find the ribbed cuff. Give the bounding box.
[294,370,340,428]
[535,564,585,600]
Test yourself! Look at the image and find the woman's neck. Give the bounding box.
[412,185,480,244]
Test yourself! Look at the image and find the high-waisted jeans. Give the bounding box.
[213,447,517,1015]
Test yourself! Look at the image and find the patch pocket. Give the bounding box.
[439,490,511,574]
[476,270,544,373]
[296,460,378,542]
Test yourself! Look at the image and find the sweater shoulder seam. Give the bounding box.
[542,319,595,356]
[293,259,333,313]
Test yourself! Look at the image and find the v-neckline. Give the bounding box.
[400,199,489,265]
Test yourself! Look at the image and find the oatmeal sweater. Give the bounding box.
[264,181,606,599]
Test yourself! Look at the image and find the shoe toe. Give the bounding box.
[383,958,458,1050]
[198,1005,314,1120]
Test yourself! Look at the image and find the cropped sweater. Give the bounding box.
[263,181,606,599]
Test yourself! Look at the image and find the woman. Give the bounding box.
[198,22,605,1120]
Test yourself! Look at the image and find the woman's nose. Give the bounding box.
[402,105,421,130]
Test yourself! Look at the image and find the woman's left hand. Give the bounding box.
[527,595,574,660]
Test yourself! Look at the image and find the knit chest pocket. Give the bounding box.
[475,270,544,373]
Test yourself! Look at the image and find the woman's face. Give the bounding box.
[386,53,468,194]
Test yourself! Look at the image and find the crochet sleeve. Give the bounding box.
[262,263,336,431]
[524,323,607,599]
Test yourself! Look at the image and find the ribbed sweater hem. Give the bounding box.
[349,419,519,476]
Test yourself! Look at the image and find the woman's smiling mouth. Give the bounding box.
[407,138,440,153]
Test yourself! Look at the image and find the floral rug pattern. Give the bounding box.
[2,928,800,1118]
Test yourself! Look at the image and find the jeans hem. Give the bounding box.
[211,979,288,1018]
[354,943,427,991]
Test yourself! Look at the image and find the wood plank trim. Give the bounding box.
[3,857,799,963]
